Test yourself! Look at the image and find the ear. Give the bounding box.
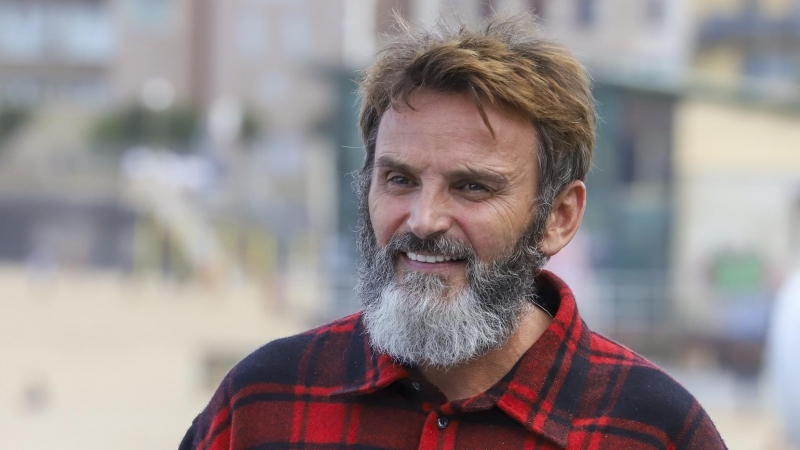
[539,180,586,257]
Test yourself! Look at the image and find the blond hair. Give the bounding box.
[358,13,596,203]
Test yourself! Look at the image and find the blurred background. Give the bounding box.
[0,0,798,448]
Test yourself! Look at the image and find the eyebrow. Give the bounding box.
[449,167,509,187]
[375,156,415,175]
[375,155,509,187]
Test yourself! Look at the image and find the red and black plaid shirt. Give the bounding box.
[180,271,726,449]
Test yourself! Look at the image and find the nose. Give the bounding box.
[407,188,452,240]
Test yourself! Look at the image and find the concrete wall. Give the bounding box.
[0,267,310,450]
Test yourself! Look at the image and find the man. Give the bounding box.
[768,267,800,447]
[181,14,726,449]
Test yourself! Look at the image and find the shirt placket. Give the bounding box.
[407,379,461,450]
[418,409,457,450]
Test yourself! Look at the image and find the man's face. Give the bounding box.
[368,91,539,284]
[356,91,550,368]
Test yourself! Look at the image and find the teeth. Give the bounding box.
[406,252,458,263]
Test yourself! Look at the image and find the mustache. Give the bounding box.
[383,232,476,260]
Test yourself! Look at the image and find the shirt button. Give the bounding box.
[437,416,449,429]
[411,381,422,391]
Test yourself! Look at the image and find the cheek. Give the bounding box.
[455,209,529,258]
[368,192,406,246]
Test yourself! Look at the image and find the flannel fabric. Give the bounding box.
[180,271,726,449]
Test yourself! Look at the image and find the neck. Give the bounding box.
[419,306,552,401]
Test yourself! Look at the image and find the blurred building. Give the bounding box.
[0,1,125,274]
[394,0,691,83]
[526,0,691,81]
[0,0,113,105]
[380,1,800,369]
[673,94,800,328]
[0,0,798,342]
[0,0,409,319]
[0,0,349,113]
[693,0,800,91]
[1,3,798,448]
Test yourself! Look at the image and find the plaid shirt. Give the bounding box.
[180,271,726,449]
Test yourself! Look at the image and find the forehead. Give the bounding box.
[375,91,539,173]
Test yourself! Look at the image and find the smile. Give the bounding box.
[405,252,462,263]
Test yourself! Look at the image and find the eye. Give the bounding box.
[463,183,488,192]
[388,175,413,186]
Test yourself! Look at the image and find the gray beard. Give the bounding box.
[355,191,550,368]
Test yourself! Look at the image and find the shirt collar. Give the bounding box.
[493,270,591,448]
[331,271,590,448]
[330,318,409,397]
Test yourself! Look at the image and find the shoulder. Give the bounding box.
[179,313,365,450]
[227,312,364,391]
[585,332,692,414]
[578,331,726,448]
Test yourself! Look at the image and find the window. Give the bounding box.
[0,3,44,59]
[0,2,112,63]
[281,11,311,58]
[237,12,267,62]
[59,3,114,62]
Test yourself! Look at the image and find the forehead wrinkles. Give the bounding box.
[374,137,531,183]
[377,114,492,154]
[376,95,539,166]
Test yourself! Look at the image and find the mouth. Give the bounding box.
[397,251,469,280]
[405,251,464,263]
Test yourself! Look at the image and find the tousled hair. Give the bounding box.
[357,12,596,208]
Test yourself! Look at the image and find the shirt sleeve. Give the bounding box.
[177,376,234,450]
[178,418,200,450]
[675,405,728,450]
